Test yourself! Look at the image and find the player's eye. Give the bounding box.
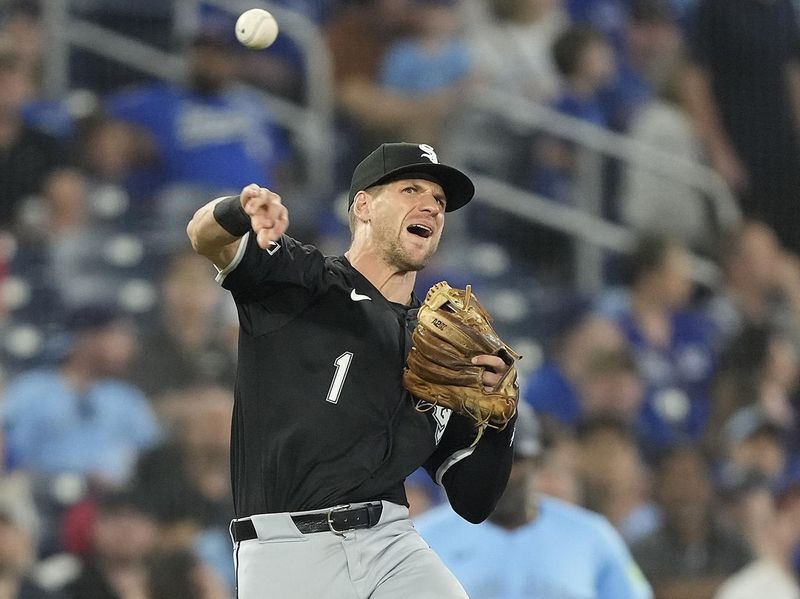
[402,186,416,194]
[436,197,446,208]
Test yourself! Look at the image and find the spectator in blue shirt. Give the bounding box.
[379,0,471,96]
[601,0,682,132]
[524,311,627,425]
[415,406,653,599]
[105,23,286,209]
[532,25,616,200]
[377,0,472,145]
[2,304,160,486]
[607,237,717,452]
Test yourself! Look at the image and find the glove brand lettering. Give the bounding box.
[403,281,521,433]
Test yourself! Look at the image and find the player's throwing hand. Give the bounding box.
[240,183,289,249]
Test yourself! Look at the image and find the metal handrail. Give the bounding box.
[470,174,721,287]
[183,0,336,195]
[40,0,335,198]
[194,0,335,125]
[468,86,742,231]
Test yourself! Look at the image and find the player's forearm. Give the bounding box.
[187,196,243,259]
[442,420,515,523]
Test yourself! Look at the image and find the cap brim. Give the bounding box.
[371,162,475,212]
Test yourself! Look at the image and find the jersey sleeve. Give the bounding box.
[422,412,516,523]
[215,232,326,302]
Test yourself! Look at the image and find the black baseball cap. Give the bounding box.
[348,142,475,212]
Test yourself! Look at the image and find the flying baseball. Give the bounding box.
[235,8,279,50]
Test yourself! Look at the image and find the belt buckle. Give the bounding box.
[326,504,351,536]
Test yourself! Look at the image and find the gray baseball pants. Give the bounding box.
[231,501,468,598]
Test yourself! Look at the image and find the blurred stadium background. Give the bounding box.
[0,0,798,597]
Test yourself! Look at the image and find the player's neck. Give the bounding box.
[345,248,416,305]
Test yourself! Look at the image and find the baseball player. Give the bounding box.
[415,406,654,599]
[186,142,516,598]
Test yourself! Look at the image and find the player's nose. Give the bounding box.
[418,190,443,215]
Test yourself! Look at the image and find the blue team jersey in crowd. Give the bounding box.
[2,370,161,483]
[616,309,716,449]
[107,82,283,192]
[522,361,582,425]
[554,93,610,128]
[415,496,653,599]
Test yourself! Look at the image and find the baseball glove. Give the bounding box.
[403,281,521,433]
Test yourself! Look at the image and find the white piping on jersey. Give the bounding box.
[435,445,477,486]
[215,232,250,284]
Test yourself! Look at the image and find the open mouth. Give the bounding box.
[406,224,433,239]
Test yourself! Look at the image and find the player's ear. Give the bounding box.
[353,190,372,223]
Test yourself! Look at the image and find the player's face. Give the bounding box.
[370,179,446,272]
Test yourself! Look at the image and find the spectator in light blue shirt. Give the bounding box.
[2,304,160,486]
[379,0,472,97]
[377,0,472,143]
[415,406,653,599]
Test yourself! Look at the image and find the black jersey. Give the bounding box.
[218,232,512,519]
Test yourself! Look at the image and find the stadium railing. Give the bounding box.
[40,0,335,201]
[450,87,738,291]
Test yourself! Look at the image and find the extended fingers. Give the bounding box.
[472,354,508,389]
[242,185,281,213]
[253,202,289,249]
[238,185,289,249]
[472,354,507,372]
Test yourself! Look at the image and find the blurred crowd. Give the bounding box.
[0,0,797,597]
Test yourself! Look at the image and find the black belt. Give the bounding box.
[232,503,383,541]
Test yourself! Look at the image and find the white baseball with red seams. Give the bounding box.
[235,9,279,50]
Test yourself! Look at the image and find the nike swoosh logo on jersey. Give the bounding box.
[350,289,372,302]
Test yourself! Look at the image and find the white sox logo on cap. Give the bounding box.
[348,142,474,211]
[419,144,438,164]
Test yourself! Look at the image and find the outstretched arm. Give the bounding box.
[187,183,289,270]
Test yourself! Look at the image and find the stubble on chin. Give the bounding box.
[374,219,438,272]
[384,236,438,272]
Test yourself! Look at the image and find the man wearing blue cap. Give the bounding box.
[187,143,516,598]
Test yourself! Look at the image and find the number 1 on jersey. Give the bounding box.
[326,352,353,404]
